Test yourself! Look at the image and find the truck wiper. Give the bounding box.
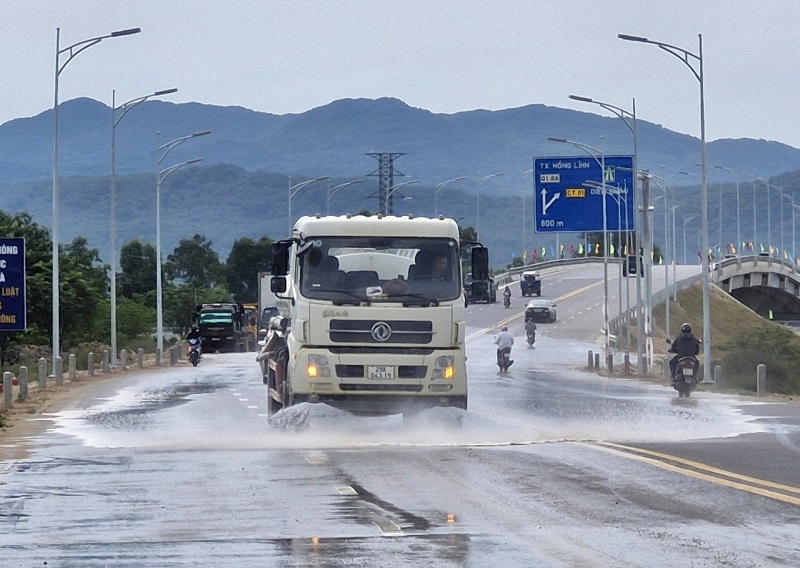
[396,293,440,307]
[327,290,371,306]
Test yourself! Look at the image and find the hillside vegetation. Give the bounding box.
[652,285,800,395]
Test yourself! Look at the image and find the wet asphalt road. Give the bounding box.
[1,264,799,566]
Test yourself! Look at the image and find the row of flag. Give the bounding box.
[517,242,800,265]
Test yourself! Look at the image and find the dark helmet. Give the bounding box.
[191,324,198,331]
[681,323,692,334]
[501,326,508,332]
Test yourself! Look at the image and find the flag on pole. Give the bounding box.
[578,244,584,255]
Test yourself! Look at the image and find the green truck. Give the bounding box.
[193,302,247,352]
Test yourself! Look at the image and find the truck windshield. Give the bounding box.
[299,237,461,302]
[199,312,234,324]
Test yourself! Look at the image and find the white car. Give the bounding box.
[525,299,557,323]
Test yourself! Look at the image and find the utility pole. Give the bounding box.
[366,153,406,214]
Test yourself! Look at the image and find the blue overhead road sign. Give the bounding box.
[533,155,635,233]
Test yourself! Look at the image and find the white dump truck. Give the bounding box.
[260,214,489,416]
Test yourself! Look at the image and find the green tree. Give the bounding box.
[118,239,156,299]
[59,236,109,347]
[164,282,232,334]
[225,237,274,302]
[164,234,225,288]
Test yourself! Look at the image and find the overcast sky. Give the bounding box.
[4,1,800,147]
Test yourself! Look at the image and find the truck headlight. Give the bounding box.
[432,355,455,380]
[307,354,331,378]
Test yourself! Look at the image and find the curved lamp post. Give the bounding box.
[110,87,177,367]
[682,215,697,264]
[476,173,505,239]
[52,26,140,373]
[570,94,645,372]
[548,137,610,357]
[435,176,466,217]
[618,32,711,383]
[155,130,210,355]
[387,180,420,214]
[326,179,363,215]
[288,176,330,232]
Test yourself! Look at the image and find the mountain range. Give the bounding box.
[1,97,798,266]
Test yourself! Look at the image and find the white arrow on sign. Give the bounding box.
[540,188,560,215]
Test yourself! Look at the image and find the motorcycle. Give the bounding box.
[188,337,202,367]
[526,328,536,347]
[672,355,699,397]
[497,347,512,372]
[503,294,511,309]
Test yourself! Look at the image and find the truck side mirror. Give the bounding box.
[271,241,292,276]
[271,276,287,294]
[471,246,489,281]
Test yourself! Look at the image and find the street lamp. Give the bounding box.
[713,165,742,251]
[288,176,330,232]
[435,177,466,217]
[619,31,711,383]
[523,169,533,262]
[683,215,697,264]
[548,137,611,356]
[569,94,645,373]
[326,179,364,215]
[155,130,210,355]
[51,26,141,373]
[476,172,505,239]
[387,180,420,214]
[110,87,177,367]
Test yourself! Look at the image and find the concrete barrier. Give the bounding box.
[3,372,13,409]
[19,366,28,400]
[38,358,47,389]
[88,352,95,376]
[757,364,766,396]
[69,354,77,381]
[54,357,63,386]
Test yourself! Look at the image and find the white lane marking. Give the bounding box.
[239,398,249,402]
[336,485,358,496]
[247,405,258,409]
[373,519,404,536]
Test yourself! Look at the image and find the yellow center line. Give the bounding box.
[466,279,604,341]
[582,441,800,507]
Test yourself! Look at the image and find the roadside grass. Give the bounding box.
[651,284,800,395]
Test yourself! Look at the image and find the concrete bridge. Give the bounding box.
[713,254,800,320]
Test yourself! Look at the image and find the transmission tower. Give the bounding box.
[366,152,406,215]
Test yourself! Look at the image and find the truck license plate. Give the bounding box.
[368,365,394,380]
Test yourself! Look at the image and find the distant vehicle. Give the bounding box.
[520,270,541,297]
[622,255,643,277]
[722,253,738,260]
[193,302,246,353]
[464,272,497,304]
[525,298,557,323]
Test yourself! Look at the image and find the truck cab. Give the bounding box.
[261,214,489,417]
[193,302,246,353]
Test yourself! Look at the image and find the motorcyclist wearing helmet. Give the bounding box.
[187,324,203,358]
[494,325,515,368]
[668,323,700,381]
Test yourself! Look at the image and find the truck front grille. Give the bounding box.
[330,320,433,344]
